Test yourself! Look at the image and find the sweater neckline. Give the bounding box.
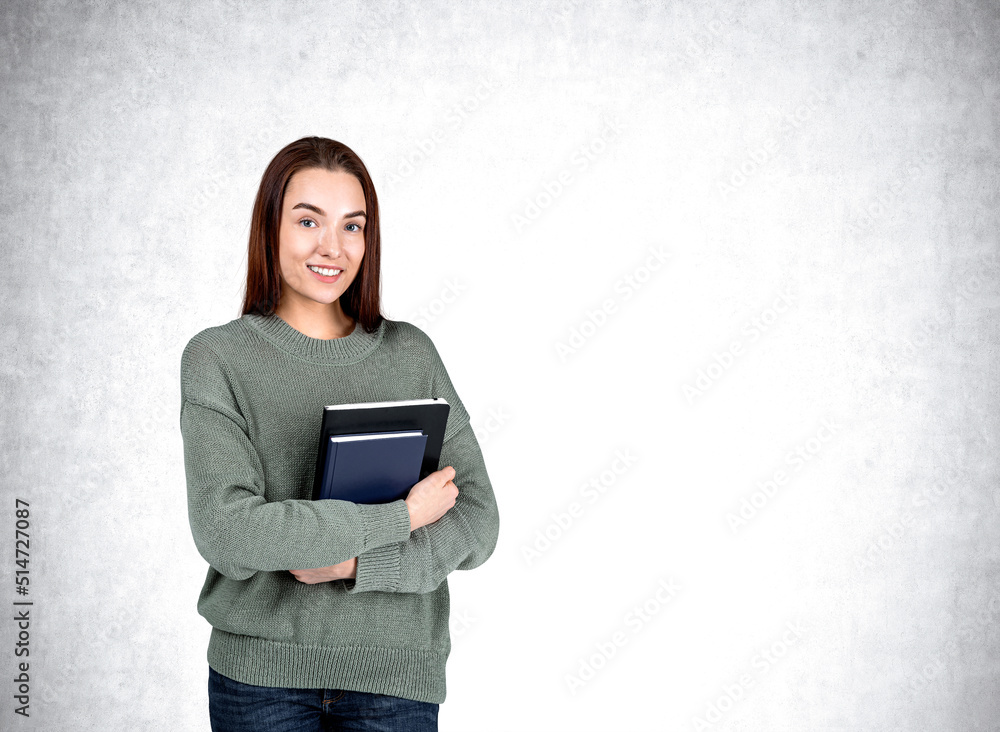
[242,312,385,363]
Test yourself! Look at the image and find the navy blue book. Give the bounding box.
[311,398,451,502]
[318,430,428,504]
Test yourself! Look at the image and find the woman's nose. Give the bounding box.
[317,228,342,256]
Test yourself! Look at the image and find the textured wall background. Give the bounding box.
[1,0,998,729]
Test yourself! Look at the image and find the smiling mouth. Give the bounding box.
[307,264,344,277]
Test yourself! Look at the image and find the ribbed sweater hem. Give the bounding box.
[207,628,448,704]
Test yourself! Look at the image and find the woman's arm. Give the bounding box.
[180,339,412,581]
[288,466,458,584]
[339,331,500,594]
[342,413,500,594]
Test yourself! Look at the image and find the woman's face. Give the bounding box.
[277,166,367,314]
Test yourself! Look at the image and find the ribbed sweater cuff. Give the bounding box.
[346,542,403,593]
[358,500,412,550]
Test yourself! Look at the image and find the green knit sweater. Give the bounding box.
[178,312,500,704]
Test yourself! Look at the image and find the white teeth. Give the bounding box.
[308,265,342,276]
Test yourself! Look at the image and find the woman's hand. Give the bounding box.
[289,556,357,584]
[405,466,458,532]
[289,466,459,582]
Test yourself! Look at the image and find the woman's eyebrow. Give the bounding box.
[291,202,366,219]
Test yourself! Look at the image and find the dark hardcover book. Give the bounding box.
[311,398,451,501]
[318,431,428,504]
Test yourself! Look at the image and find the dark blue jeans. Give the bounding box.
[208,666,439,732]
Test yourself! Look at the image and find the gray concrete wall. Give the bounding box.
[1,0,997,729]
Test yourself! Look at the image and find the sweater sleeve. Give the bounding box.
[179,337,412,581]
[343,338,500,595]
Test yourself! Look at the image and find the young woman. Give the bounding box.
[179,137,500,731]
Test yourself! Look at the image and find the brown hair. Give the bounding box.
[240,136,384,333]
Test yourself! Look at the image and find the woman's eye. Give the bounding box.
[300,219,317,228]
[346,223,362,232]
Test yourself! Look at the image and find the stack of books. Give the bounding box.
[312,398,451,504]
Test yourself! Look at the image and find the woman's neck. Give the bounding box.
[273,299,356,340]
